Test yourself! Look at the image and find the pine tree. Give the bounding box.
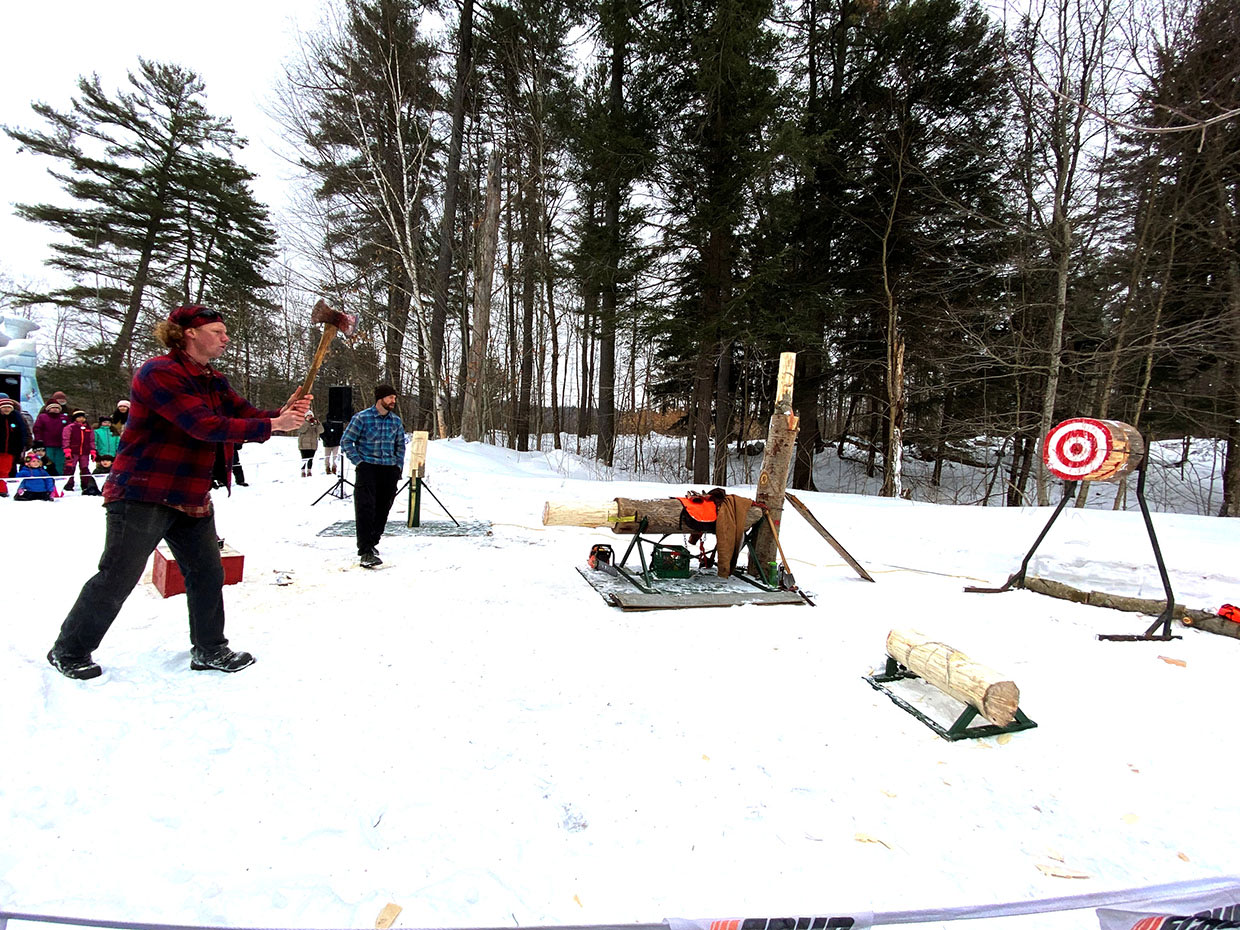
[4,59,275,374]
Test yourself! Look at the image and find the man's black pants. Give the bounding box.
[354,462,400,555]
[54,500,227,657]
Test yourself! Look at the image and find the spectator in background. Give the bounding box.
[93,454,114,476]
[321,418,343,475]
[0,394,30,497]
[34,401,70,473]
[94,416,120,459]
[110,399,130,432]
[62,409,99,495]
[15,449,56,501]
[297,411,324,476]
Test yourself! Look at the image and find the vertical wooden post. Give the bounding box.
[748,352,799,580]
[406,431,428,528]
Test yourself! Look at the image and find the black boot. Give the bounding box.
[48,648,103,680]
[191,645,256,672]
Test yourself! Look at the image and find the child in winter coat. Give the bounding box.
[33,402,70,473]
[93,454,114,476]
[110,399,130,432]
[61,409,98,493]
[94,416,120,459]
[0,394,30,497]
[15,449,57,501]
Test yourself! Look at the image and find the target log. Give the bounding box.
[1043,418,1144,482]
[885,629,1022,727]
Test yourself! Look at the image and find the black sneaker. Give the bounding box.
[190,645,256,672]
[47,648,103,680]
[360,551,382,568]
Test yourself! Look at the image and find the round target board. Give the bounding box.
[1042,418,1144,482]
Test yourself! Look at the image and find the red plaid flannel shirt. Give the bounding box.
[103,350,279,510]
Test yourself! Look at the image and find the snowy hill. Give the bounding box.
[2,435,1238,930]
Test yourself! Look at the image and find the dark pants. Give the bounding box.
[53,500,228,657]
[354,462,400,555]
[299,448,315,476]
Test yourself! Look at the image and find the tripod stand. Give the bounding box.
[399,475,459,527]
[312,456,354,505]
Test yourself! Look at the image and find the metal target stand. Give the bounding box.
[965,430,1178,642]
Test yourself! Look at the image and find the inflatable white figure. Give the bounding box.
[0,315,44,418]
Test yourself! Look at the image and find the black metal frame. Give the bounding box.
[865,657,1038,741]
[964,452,1178,642]
[607,517,778,595]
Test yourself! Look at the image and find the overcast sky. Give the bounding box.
[0,0,320,289]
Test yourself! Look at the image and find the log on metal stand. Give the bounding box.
[885,628,1021,728]
[747,352,799,581]
[540,499,763,535]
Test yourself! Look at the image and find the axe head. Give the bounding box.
[311,299,358,337]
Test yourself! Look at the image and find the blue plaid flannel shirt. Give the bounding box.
[341,406,406,467]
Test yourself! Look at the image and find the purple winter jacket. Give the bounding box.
[34,408,70,448]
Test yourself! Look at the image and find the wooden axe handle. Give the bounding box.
[764,511,792,573]
[299,324,338,396]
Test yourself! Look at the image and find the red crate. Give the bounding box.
[152,543,244,598]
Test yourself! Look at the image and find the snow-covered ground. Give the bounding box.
[3,435,1238,930]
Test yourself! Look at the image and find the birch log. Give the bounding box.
[885,628,1021,727]
[747,352,799,577]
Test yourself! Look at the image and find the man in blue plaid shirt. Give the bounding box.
[341,384,406,568]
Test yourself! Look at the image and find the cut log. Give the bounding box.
[1024,576,1217,625]
[542,501,618,528]
[541,497,764,535]
[885,628,1021,727]
[612,497,763,535]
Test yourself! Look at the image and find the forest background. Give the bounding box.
[2,0,1238,515]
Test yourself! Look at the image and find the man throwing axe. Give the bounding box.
[47,305,313,680]
[341,385,406,568]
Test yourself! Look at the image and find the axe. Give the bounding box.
[298,299,358,397]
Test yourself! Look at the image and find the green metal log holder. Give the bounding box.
[865,657,1038,742]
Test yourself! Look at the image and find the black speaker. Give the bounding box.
[0,371,19,404]
[327,385,353,422]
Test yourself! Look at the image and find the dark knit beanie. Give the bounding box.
[374,384,397,401]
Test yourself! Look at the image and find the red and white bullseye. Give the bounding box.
[1045,419,1108,478]
[1042,418,1143,482]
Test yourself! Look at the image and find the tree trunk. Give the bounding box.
[691,347,714,485]
[712,339,733,486]
[793,350,821,490]
[461,150,502,443]
[596,17,627,468]
[515,178,536,452]
[430,0,474,437]
[747,352,798,579]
